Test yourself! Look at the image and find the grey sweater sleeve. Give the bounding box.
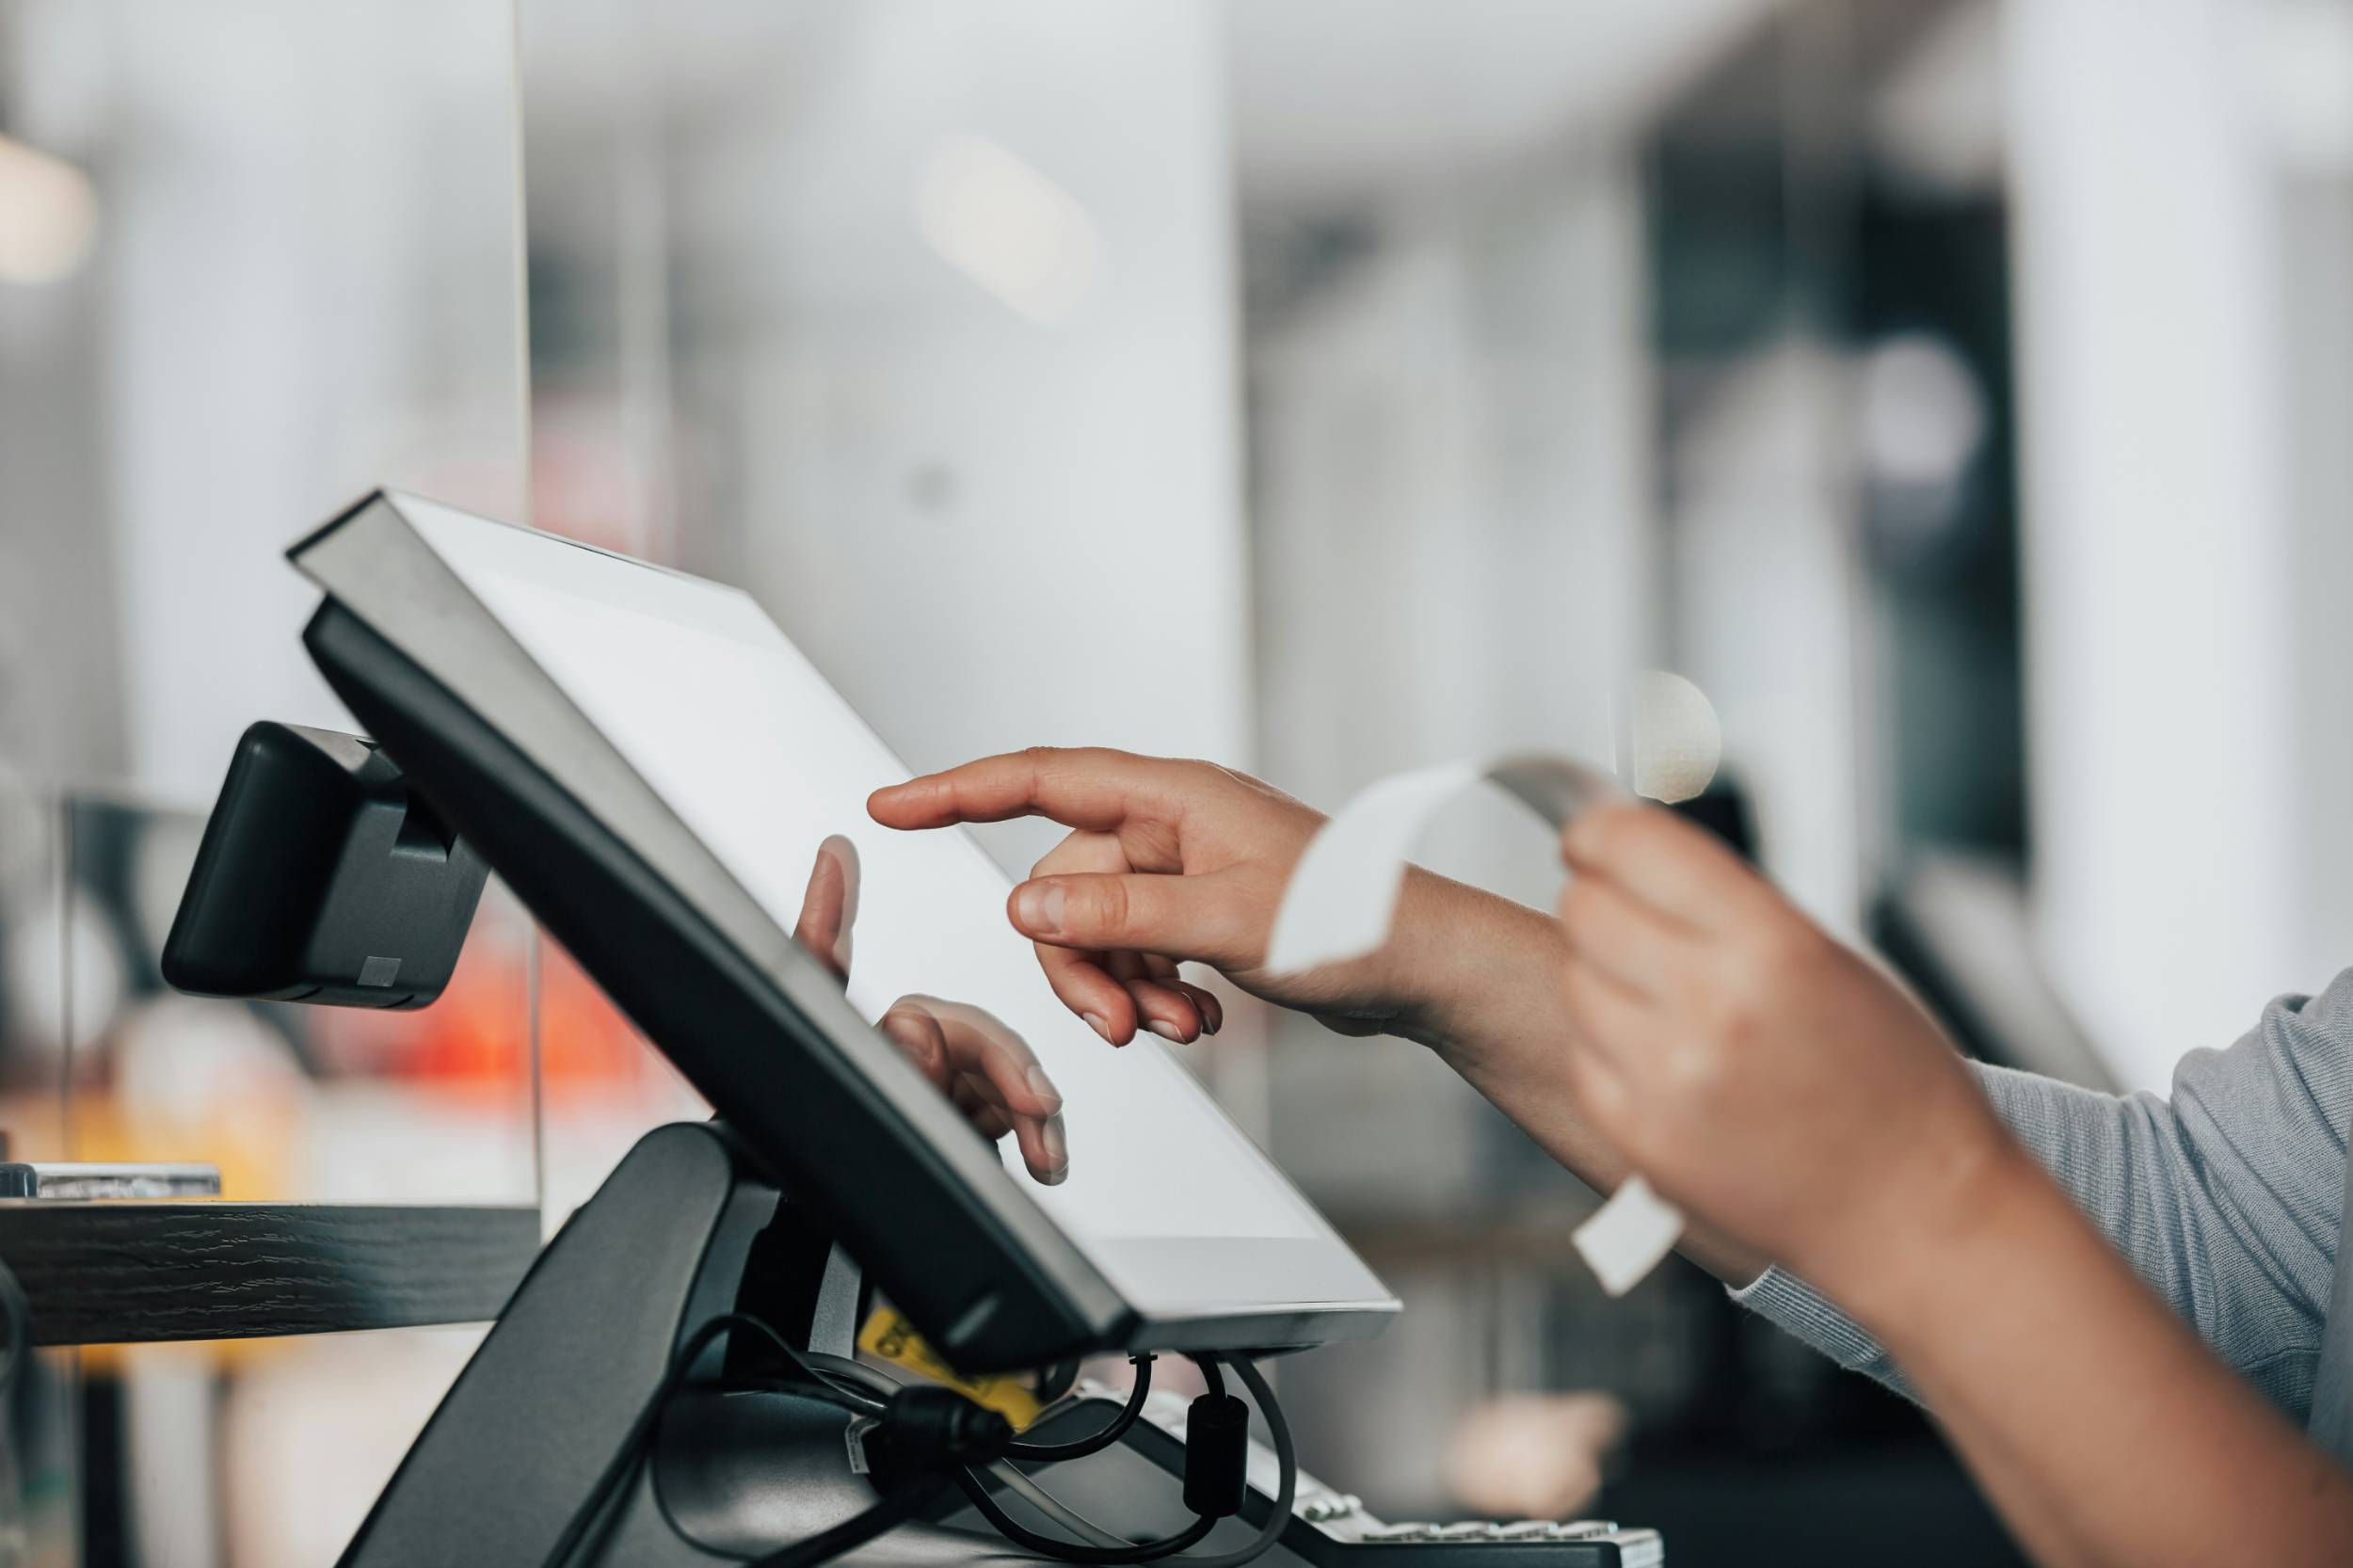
[1731,966,2353,1416]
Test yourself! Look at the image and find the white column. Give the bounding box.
[677,0,1253,884]
[98,2,526,807]
[2007,0,2297,1090]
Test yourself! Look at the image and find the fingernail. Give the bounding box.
[1015,881,1065,937]
[1041,1116,1069,1184]
[1026,1064,1063,1113]
[1201,999,1224,1035]
[1082,1012,1114,1045]
[1148,1021,1184,1043]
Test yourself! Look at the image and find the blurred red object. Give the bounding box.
[312,900,664,1102]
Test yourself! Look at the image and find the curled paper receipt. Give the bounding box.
[1262,754,1687,1297]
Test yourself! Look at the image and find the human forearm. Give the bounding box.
[1388,871,1771,1287]
[1840,1150,2353,1568]
[1737,1030,2353,1415]
[1529,804,2353,1565]
[877,748,2353,1566]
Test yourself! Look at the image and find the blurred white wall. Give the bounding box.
[1225,0,1781,207]
[1243,161,1656,1500]
[525,0,1252,881]
[1,1,528,808]
[1250,179,1651,882]
[1669,342,1867,936]
[2008,0,2349,1089]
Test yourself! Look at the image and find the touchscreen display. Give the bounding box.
[397,502,1381,1313]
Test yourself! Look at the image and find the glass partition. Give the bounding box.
[0,3,534,1560]
[0,0,537,1202]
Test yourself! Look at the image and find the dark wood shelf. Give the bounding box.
[0,1201,541,1345]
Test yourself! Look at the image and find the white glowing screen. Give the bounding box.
[396,503,1381,1315]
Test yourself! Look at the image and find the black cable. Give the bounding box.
[794,1349,906,1402]
[1176,1355,1296,1568]
[957,1351,1296,1568]
[744,1387,1010,1568]
[735,1371,888,1416]
[1031,1357,1083,1406]
[1005,1353,1156,1462]
[949,1351,1241,1564]
[744,1471,955,1568]
[729,1327,885,1412]
[954,1468,1218,1564]
[540,1311,877,1568]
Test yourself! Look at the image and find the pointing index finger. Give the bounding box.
[867,747,1166,833]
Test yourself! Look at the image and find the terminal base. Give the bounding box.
[333,1119,1664,1567]
[336,1120,884,1566]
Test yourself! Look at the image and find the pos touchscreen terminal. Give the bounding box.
[281,492,1398,1566]
[291,490,1396,1364]
[245,492,1655,1568]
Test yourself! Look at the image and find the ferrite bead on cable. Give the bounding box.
[1182,1393,1252,1518]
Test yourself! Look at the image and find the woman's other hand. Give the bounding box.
[1553,802,2025,1296]
[792,834,1067,1184]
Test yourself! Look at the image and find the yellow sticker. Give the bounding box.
[858,1305,1045,1429]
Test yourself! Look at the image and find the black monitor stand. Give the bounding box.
[331,1125,1672,1568]
[335,1118,976,1568]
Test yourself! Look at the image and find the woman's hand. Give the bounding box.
[1552,808,2353,1568]
[792,834,1068,1184]
[865,746,1773,1273]
[1553,801,2025,1295]
[869,747,1447,1046]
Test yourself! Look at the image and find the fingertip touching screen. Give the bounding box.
[390,500,1392,1327]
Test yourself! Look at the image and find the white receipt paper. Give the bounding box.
[1262,754,1688,1297]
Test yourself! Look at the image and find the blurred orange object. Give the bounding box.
[1442,1392,1629,1521]
[310,896,662,1103]
[305,895,532,1092]
[535,936,682,1101]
